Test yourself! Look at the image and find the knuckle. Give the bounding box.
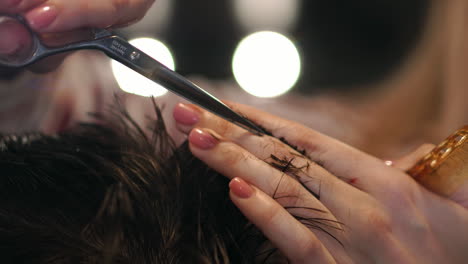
[294,237,324,262]
[265,140,296,163]
[363,208,393,237]
[261,205,282,228]
[201,111,236,137]
[272,138,296,155]
[274,181,304,206]
[383,179,418,209]
[384,190,430,235]
[214,118,234,136]
[406,214,431,236]
[288,128,322,155]
[218,143,250,167]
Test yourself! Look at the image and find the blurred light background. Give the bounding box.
[111,38,175,97]
[113,0,429,98]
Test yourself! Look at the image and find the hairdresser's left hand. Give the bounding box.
[173,102,468,263]
[0,0,155,32]
[0,0,155,73]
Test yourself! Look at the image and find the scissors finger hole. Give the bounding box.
[0,15,34,66]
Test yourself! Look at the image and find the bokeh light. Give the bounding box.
[111,38,175,97]
[232,31,301,98]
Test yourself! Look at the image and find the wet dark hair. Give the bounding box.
[0,102,268,263]
[0,101,339,263]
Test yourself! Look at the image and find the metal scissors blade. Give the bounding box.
[0,14,266,136]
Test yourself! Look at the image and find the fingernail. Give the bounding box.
[173,103,200,126]
[229,178,254,199]
[25,5,59,31]
[189,128,217,149]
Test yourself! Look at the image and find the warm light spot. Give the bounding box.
[232,31,301,98]
[111,38,175,97]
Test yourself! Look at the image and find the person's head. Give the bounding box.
[0,101,340,263]
[0,104,267,263]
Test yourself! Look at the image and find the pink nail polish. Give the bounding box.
[25,5,59,31]
[173,103,200,126]
[229,178,254,199]
[189,128,217,150]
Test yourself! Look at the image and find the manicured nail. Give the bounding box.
[25,5,59,31]
[173,103,200,126]
[189,128,217,149]
[229,178,254,199]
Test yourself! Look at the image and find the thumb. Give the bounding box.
[0,16,32,60]
[389,144,436,171]
[394,142,468,209]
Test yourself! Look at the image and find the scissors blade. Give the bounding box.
[151,66,266,136]
[99,35,266,136]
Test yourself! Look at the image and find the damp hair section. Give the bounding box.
[0,98,341,263]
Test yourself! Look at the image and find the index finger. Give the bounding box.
[224,102,409,195]
[23,0,155,32]
[0,0,46,13]
[229,177,337,264]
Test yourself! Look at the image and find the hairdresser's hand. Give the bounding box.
[0,0,155,73]
[173,102,468,263]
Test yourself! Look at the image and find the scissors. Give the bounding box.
[0,14,265,136]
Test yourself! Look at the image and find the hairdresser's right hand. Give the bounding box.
[174,102,468,264]
[0,0,155,73]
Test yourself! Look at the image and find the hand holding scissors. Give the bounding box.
[0,14,265,136]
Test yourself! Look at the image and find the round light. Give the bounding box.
[232,31,301,98]
[111,38,175,97]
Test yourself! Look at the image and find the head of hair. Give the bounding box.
[0,103,267,263]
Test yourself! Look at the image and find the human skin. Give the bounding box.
[1,0,466,159]
[173,102,468,263]
[0,0,155,71]
[0,0,158,134]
